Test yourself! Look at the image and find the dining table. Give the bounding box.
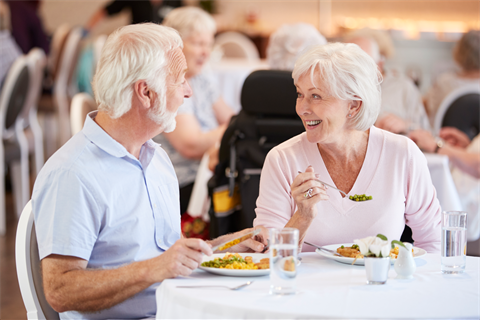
[156,252,479,319]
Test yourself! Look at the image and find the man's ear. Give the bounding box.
[133,80,153,109]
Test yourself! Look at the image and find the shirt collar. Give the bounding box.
[82,111,159,167]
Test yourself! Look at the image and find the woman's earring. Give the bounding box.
[348,114,352,117]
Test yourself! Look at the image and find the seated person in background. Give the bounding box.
[85,0,183,32]
[424,30,480,126]
[267,23,327,71]
[410,127,480,241]
[0,1,21,88]
[5,0,50,54]
[33,23,267,319]
[155,7,235,214]
[253,43,441,253]
[346,35,430,134]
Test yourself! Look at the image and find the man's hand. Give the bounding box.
[376,114,407,134]
[152,238,213,281]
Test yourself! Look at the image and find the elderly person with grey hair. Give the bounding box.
[425,30,480,126]
[253,43,441,253]
[156,6,234,214]
[33,23,266,319]
[267,23,327,71]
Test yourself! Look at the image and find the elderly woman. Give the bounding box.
[425,30,480,126]
[155,7,234,214]
[267,23,327,71]
[253,43,441,253]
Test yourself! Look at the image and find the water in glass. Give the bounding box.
[441,226,467,273]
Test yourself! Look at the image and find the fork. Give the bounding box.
[177,281,254,290]
[297,171,370,201]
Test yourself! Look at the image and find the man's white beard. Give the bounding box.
[148,98,177,133]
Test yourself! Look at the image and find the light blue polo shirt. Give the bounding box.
[32,111,181,319]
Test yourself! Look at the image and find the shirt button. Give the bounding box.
[154,204,157,208]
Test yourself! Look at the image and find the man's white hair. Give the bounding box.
[267,23,327,71]
[293,42,382,132]
[163,6,216,39]
[92,23,183,119]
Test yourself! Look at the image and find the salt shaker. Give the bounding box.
[394,242,416,279]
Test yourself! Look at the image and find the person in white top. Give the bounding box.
[425,30,480,126]
[346,35,430,133]
[410,127,480,241]
[254,43,441,253]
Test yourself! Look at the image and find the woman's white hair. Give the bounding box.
[293,42,382,131]
[267,23,327,71]
[92,23,183,119]
[163,6,216,39]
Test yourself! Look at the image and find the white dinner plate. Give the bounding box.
[315,243,427,266]
[199,253,270,277]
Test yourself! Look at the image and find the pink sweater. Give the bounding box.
[254,126,441,253]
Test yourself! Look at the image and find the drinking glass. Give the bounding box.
[269,228,299,295]
[441,211,467,274]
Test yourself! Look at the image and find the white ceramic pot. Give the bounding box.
[364,256,390,285]
[394,242,416,279]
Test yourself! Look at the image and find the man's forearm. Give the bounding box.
[43,258,157,313]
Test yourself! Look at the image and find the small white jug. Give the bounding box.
[394,242,416,279]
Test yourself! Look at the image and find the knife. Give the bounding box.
[211,229,261,252]
[304,241,343,257]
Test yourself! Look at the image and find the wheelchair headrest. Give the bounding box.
[240,70,297,116]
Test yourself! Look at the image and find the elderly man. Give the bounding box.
[32,23,266,320]
[347,36,430,134]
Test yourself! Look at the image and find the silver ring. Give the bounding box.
[304,188,313,198]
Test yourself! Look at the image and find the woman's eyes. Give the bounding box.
[296,92,322,99]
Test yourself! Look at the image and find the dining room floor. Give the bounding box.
[0,190,27,319]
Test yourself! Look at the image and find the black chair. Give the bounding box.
[434,84,480,140]
[208,70,304,238]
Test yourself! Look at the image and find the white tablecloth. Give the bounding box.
[207,58,269,113]
[156,253,479,319]
[425,153,463,211]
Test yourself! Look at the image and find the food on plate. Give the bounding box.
[255,258,270,269]
[337,244,364,258]
[349,194,372,201]
[201,253,270,270]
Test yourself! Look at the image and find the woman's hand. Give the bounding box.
[291,166,329,219]
[440,127,471,149]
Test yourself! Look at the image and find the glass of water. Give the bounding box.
[441,211,467,274]
[269,228,299,295]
